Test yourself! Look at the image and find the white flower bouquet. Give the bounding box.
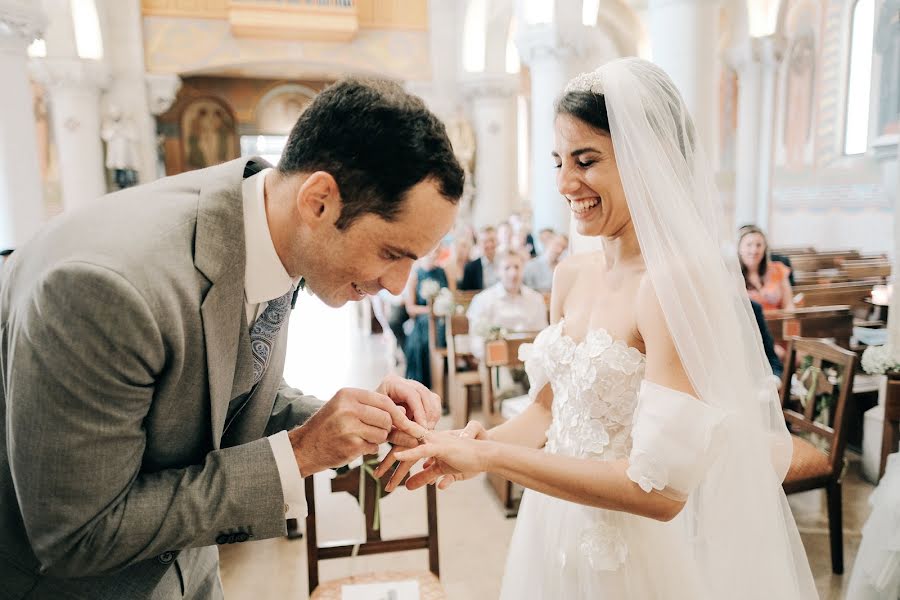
[861,344,900,375]
[432,287,455,316]
[419,279,441,302]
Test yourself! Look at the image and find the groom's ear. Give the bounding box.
[296,171,341,227]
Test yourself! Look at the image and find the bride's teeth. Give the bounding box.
[570,198,600,213]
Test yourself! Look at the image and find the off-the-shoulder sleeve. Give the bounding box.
[626,380,725,500]
[519,340,548,402]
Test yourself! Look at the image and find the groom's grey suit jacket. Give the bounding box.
[0,157,323,599]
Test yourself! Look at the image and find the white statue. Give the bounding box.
[101,106,140,188]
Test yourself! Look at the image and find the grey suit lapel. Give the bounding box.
[195,156,271,449]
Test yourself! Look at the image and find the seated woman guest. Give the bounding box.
[403,248,450,389]
[739,225,795,311]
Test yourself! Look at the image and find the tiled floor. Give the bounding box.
[220,296,877,599]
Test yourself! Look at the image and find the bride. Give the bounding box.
[376,58,818,598]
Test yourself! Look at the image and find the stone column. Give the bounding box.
[0,1,46,248]
[32,57,109,212]
[145,73,182,178]
[729,39,763,229]
[753,35,785,231]
[517,25,575,234]
[462,74,519,228]
[648,0,720,155]
[97,0,159,184]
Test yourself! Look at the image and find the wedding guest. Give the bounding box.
[537,227,556,254]
[466,251,548,361]
[404,248,449,388]
[443,224,475,289]
[523,233,568,292]
[739,225,795,311]
[459,225,499,290]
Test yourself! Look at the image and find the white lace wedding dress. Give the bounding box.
[499,320,715,599]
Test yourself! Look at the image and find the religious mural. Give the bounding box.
[180,98,238,170]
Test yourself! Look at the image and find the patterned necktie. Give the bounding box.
[249,287,294,385]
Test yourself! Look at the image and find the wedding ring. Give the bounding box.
[416,434,427,444]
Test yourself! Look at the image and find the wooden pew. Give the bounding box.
[764,305,854,349]
[789,250,861,274]
[793,280,878,318]
[841,260,891,281]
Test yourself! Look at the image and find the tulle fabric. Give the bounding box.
[847,452,900,599]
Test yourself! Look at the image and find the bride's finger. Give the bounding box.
[405,463,445,490]
[373,446,400,479]
[393,443,437,463]
[386,459,415,492]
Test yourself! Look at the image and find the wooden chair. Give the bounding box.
[426,305,448,401]
[779,337,858,575]
[764,305,854,349]
[304,461,444,598]
[426,291,480,403]
[482,334,537,516]
[881,375,900,481]
[446,314,481,429]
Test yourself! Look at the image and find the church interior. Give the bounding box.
[0,0,898,598]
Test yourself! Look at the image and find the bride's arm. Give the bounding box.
[399,275,696,522]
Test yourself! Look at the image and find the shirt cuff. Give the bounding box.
[267,430,307,519]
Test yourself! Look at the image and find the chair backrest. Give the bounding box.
[482,334,537,424]
[453,290,478,312]
[445,313,474,378]
[304,461,439,593]
[764,305,854,349]
[779,337,858,475]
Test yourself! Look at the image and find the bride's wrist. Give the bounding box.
[478,439,502,472]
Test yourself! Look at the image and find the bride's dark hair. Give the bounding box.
[555,91,610,135]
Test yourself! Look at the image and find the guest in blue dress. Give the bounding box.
[403,249,450,389]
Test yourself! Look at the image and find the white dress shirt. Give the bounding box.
[466,282,549,360]
[481,256,499,288]
[242,168,307,520]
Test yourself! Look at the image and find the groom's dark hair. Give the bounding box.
[278,78,464,230]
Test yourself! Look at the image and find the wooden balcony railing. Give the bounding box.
[227,0,359,41]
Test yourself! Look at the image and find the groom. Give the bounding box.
[0,78,463,598]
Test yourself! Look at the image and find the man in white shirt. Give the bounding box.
[523,233,568,292]
[467,251,549,361]
[0,79,463,599]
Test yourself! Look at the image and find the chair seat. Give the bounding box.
[784,435,833,484]
[454,369,481,385]
[310,570,446,600]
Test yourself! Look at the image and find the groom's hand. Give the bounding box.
[288,388,427,476]
[375,374,441,430]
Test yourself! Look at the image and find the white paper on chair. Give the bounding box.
[341,581,419,600]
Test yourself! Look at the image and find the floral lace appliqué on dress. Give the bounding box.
[517,319,646,571]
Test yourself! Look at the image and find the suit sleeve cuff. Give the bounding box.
[267,430,307,519]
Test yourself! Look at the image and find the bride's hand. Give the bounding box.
[394,421,490,490]
[373,421,488,492]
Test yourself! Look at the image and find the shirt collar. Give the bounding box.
[242,168,300,304]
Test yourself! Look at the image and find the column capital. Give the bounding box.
[515,24,576,66]
[145,73,182,116]
[726,34,785,73]
[0,1,46,52]
[460,73,519,102]
[30,57,109,91]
